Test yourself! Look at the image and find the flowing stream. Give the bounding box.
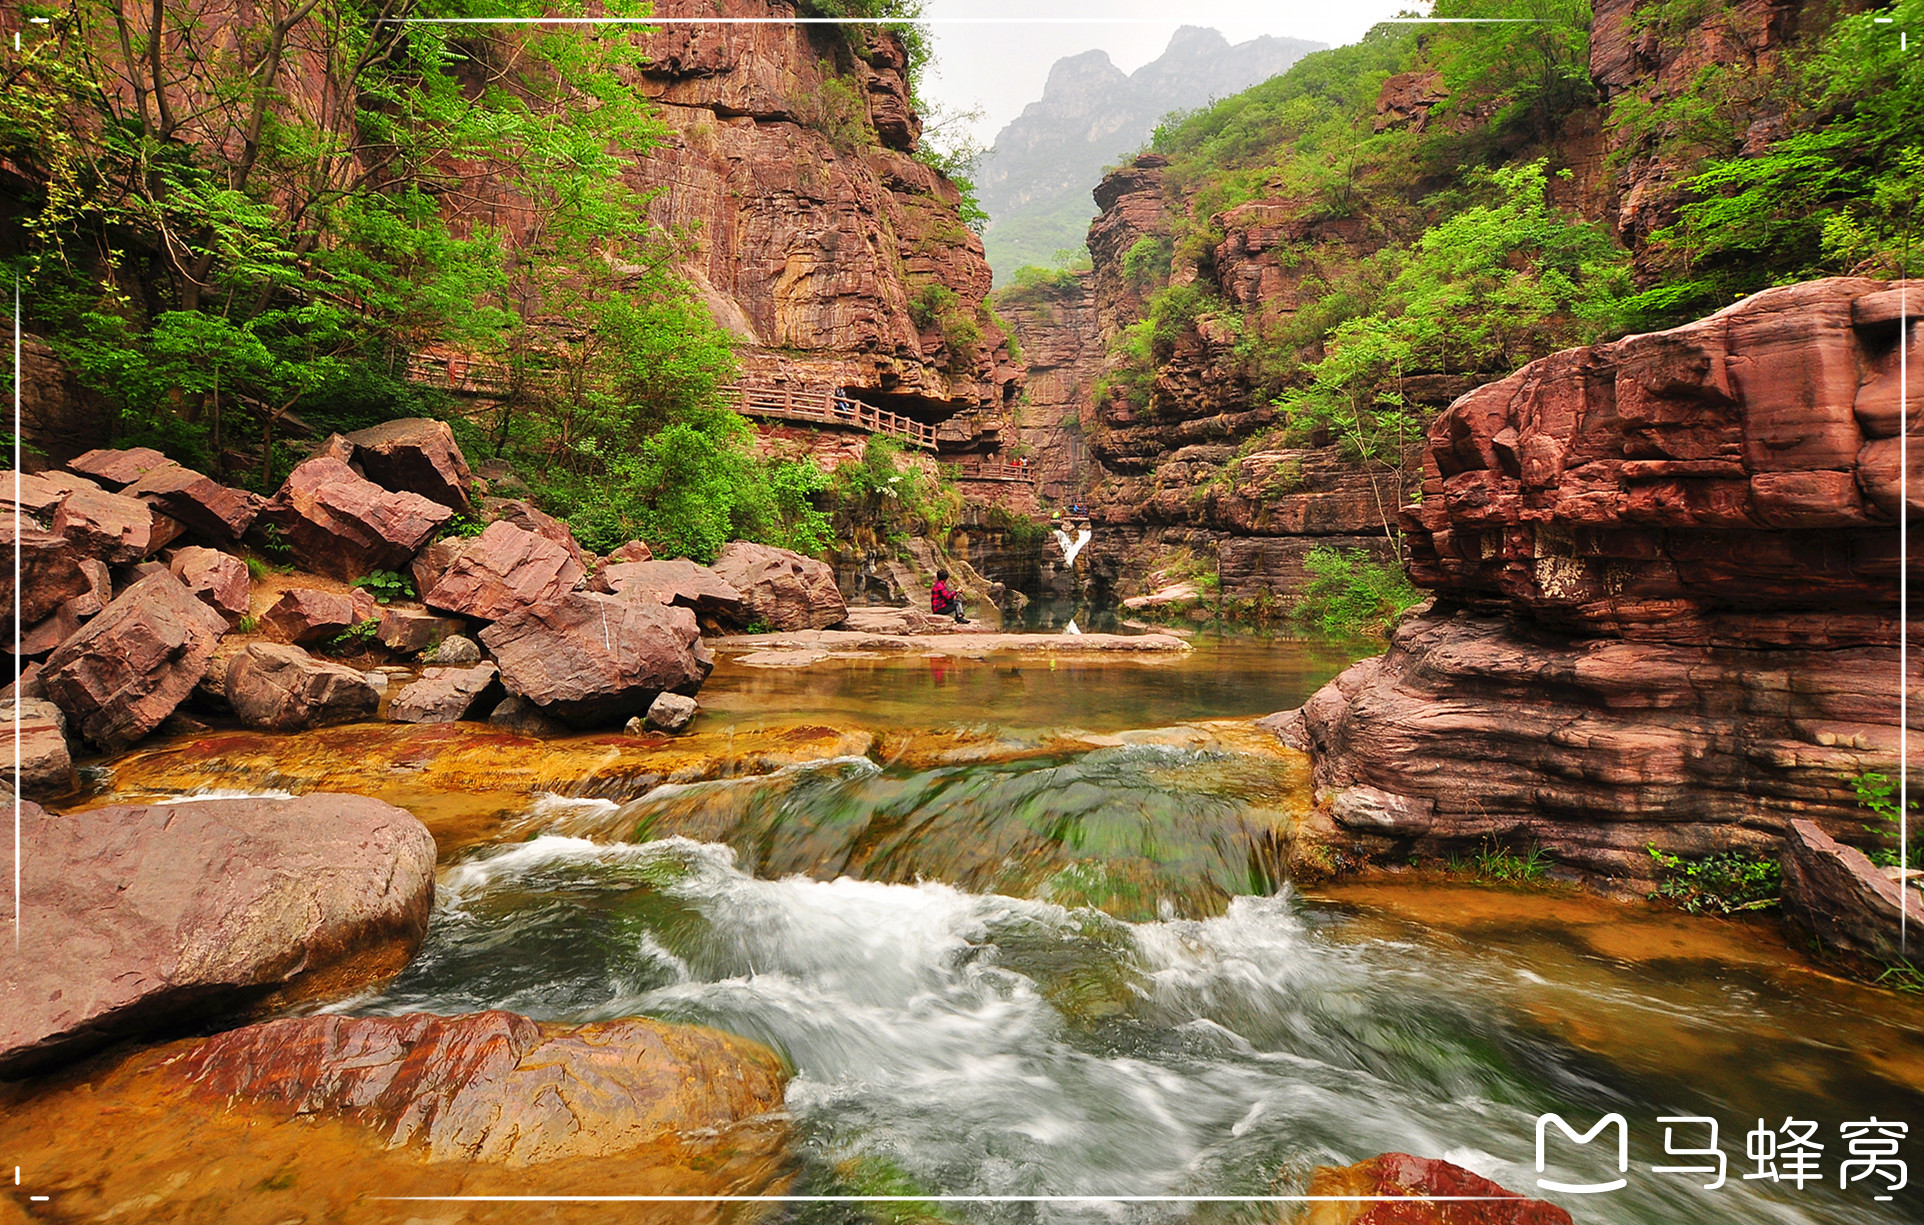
[317,639,1924,1225]
[15,637,1922,1225]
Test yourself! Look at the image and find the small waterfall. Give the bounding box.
[1052,526,1092,566]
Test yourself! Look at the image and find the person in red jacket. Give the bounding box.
[931,570,963,621]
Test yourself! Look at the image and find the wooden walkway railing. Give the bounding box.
[406,351,511,397]
[722,384,939,451]
[955,459,1035,483]
[404,358,1003,467]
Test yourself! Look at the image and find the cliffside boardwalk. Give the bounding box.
[722,384,939,451]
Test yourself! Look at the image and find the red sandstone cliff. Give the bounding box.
[629,1,1019,425]
[7,0,1022,470]
[999,1,1850,604]
[1278,279,1919,884]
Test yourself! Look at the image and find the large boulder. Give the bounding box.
[168,545,251,623]
[123,462,261,541]
[594,557,744,617]
[1781,819,1918,961]
[710,541,847,630]
[424,633,482,665]
[49,484,160,562]
[1,468,100,515]
[1404,278,1912,638]
[487,694,571,737]
[1295,280,1923,883]
[41,570,228,750]
[259,587,378,646]
[409,536,464,604]
[66,445,173,489]
[423,520,584,621]
[1,514,92,623]
[375,606,467,655]
[1303,1153,1573,1224]
[388,663,501,723]
[225,642,380,730]
[0,697,76,800]
[258,457,451,580]
[487,497,590,571]
[12,601,81,658]
[0,795,436,1078]
[606,538,654,563]
[644,690,699,733]
[161,1010,786,1164]
[342,418,475,512]
[480,591,709,727]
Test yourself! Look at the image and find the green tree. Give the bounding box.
[1618,0,1924,325]
[1275,160,1627,534]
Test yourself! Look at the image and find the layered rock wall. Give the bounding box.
[626,0,1021,434]
[1285,279,1919,884]
[997,2,1858,608]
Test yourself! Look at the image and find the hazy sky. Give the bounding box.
[916,2,1426,150]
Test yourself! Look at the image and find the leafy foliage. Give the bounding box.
[1647,845,1782,915]
[1851,771,1924,870]
[793,68,877,150]
[325,618,382,654]
[1614,0,1924,325]
[1275,160,1627,498]
[1455,841,1551,884]
[1291,546,1424,637]
[828,436,963,541]
[351,570,415,605]
[5,0,679,490]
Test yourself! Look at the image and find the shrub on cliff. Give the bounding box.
[829,435,963,542]
[553,412,832,565]
[5,0,668,492]
[1274,159,1628,496]
[1292,546,1423,638]
[1612,0,1924,325]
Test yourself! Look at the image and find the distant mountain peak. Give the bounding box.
[979,27,1325,283]
[1159,25,1230,55]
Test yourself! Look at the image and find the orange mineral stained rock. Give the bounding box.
[1,795,435,1078]
[0,1011,791,1224]
[1301,1153,1572,1225]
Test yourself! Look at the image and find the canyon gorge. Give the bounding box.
[2,1,1921,1222]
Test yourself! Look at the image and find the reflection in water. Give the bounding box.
[346,830,1924,1225]
[700,637,1368,735]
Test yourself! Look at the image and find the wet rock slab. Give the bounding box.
[167,1010,786,1164]
[1304,1152,1573,1224]
[0,794,435,1078]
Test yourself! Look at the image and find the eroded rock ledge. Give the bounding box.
[1275,279,1918,887]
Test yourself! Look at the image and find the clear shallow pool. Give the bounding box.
[698,636,1370,735]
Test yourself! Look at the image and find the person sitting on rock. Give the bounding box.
[931,570,964,622]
